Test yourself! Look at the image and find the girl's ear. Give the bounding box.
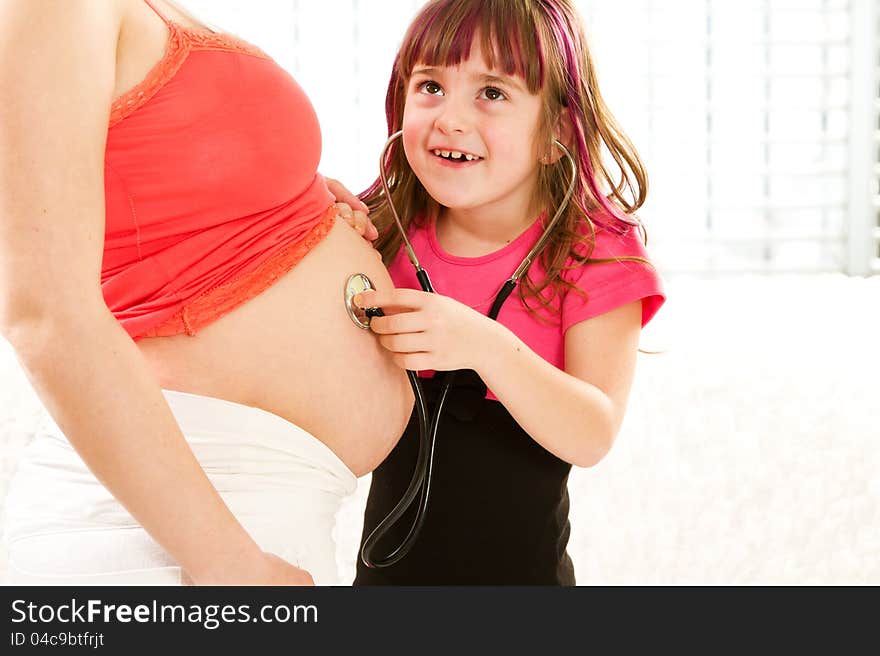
[540,114,575,165]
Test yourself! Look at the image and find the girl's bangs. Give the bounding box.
[399,0,544,92]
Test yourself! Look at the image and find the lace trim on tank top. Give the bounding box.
[109,22,271,128]
[139,206,337,340]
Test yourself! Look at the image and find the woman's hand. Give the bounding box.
[353,288,503,372]
[325,177,378,241]
[335,202,378,241]
[254,552,316,586]
[184,551,315,586]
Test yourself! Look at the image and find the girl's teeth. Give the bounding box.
[433,149,481,161]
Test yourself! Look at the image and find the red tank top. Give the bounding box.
[102,4,335,340]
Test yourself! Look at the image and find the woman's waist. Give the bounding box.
[3,409,353,545]
[136,216,414,477]
[139,330,411,478]
[13,404,357,492]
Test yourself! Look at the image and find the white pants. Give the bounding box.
[2,390,357,585]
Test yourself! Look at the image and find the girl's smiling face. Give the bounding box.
[401,38,546,228]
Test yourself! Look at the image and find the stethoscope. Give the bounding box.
[344,130,577,568]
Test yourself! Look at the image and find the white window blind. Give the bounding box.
[183,0,877,275]
[582,0,869,274]
[859,0,880,274]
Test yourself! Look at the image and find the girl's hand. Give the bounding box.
[325,177,379,241]
[354,288,501,372]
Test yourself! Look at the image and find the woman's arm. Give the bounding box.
[0,0,307,585]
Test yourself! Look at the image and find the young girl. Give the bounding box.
[352,0,666,586]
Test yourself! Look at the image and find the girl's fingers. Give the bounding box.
[354,288,427,312]
[391,353,433,372]
[368,313,422,335]
[378,333,425,354]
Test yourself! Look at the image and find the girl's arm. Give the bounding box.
[356,288,643,468]
[0,0,307,585]
[475,301,643,468]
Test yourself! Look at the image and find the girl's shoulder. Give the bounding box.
[559,216,657,287]
[560,215,665,330]
[570,214,651,262]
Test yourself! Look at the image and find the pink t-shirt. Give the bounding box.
[386,215,666,401]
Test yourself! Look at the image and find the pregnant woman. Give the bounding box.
[0,0,413,585]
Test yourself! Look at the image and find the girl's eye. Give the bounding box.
[481,87,507,101]
[418,81,444,96]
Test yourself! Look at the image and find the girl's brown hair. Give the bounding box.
[360,0,654,321]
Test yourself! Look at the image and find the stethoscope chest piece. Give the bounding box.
[345,273,378,330]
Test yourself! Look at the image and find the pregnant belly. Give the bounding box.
[137,217,414,477]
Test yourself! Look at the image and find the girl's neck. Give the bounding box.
[436,201,543,258]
